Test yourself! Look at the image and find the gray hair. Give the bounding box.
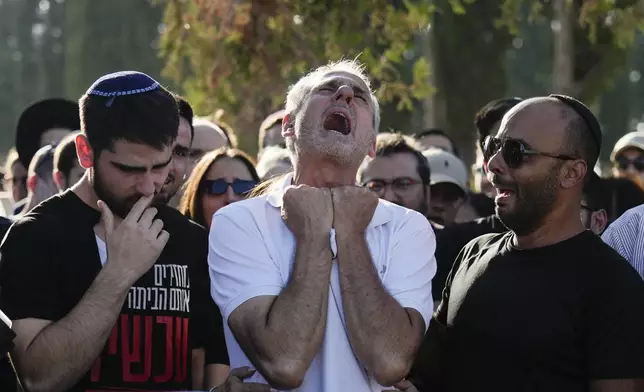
[285,59,380,132]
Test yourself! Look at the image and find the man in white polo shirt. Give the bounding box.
[208,60,436,391]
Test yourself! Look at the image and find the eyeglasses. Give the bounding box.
[484,137,576,169]
[615,155,644,172]
[202,179,257,195]
[362,177,423,194]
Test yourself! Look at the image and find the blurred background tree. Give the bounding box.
[160,0,434,155]
[1,0,644,166]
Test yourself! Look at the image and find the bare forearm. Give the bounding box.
[20,265,133,392]
[254,237,332,379]
[336,232,423,384]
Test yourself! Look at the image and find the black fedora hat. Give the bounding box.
[15,98,80,167]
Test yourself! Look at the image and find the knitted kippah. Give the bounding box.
[86,71,161,107]
[549,94,602,157]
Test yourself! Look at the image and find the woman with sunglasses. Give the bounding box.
[180,147,260,229]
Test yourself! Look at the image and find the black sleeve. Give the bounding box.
[584,253,644,379]
[188,224,229,366]
[408,242,472,392]
[0,218,63,321]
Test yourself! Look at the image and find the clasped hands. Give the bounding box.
[281,184,379,241]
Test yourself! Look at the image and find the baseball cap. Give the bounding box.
[423,148,468,193]
[610,131,644,161]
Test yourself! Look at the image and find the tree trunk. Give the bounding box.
[552,0,575,94]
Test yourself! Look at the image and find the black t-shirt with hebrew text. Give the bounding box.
[434,230,644,392]
[0,190,228,391]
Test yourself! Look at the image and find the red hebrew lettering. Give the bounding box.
[121,315,153,382]
[175,317,189,382]
[154,316,174,383]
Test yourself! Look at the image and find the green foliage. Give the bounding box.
[495,0,644,49]
[160,0,434,153]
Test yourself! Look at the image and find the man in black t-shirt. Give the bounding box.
[0,71,228,392]
[412,95,644,392]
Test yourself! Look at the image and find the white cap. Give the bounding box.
[422,148,468,192]
[611,131,644,161]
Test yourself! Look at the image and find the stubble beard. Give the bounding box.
[497,169,560,236]
[294,111,371,167]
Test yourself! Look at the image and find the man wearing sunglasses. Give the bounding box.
[420,95,644,392]
[610,131,644,190]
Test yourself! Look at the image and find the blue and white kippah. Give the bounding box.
[86,71,161,106]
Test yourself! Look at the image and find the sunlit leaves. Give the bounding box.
[159,0,433,152]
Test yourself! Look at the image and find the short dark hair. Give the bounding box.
[474,97,523,149]
[79,88,179,156]
[561,106,600,175]
[414,128,460,157]
[601,177,644,223]
[582,172,605,211]
[53,131,80,178]
[359,133,430,184]
[176,96,194,142]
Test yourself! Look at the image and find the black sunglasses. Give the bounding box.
[202,179,257,195]
[615,155,644,172]
[484,137,576,169]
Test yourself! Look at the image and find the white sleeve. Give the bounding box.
[382,211,437,330]
[0,309,11,328]
[208,208,284,321]
[601,222,629,259]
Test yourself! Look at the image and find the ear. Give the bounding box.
[591,209,608,235]
[561,160,587,189]
[27,175,37,193]
[282,114,295,138]
[367,137,376,158]
[76,134,94,169]
[53,170,66,191]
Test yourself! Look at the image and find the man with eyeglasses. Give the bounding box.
[413,95,644,392]
[357,132,431,219]
[610,131,644,190]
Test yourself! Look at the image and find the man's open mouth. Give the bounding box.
[323,111,351,135]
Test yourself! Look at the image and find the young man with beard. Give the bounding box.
[209,60,436,391]
[0,71,228,391]
[416,95,644,392]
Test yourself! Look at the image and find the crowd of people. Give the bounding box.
[0,60,642,392]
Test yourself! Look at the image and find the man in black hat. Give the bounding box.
[12,98,79,214]
[415,96,644,391]
[0,71,228,391]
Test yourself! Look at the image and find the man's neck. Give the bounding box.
[292,159,358,188]
[72,177,99,212]
[513,200,585,250]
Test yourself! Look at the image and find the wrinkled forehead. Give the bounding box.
[316,71,370,93]
[497,102,567,149]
